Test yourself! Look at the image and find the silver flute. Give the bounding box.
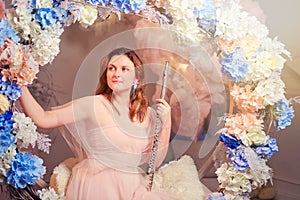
[147,61,169,191]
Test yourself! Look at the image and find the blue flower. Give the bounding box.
[255,138,278,159]
[220,48,248,82]
[6,152,45,189]
[194,0,216,33]
[273,98,294,131]
[85,0,110,5]
[206,192,226,200]
[0,19,20,47]
[0,76,22,101]
[219,132,241,149]
[228,147,249,172]
[111,0,146,14]
[0,132,16,155]
[0,111,15,134]
[34,7,68,28]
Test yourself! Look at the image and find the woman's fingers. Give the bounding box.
[155,99,171,127]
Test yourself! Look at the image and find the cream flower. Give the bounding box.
[0,148,17,176]
[240,127,269,147]
[216,163,253,196]
[78,5,98,28]
[53,165,71,195]
[254,76,285,106]
[0,94,10,114]
[246,51,286,82]
[239,35,260,58]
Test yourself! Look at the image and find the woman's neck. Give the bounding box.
[111,90,130,116]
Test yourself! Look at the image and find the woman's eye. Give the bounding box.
[108,66,116,71]
[122,67,129,71]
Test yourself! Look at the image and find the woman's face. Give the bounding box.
[106,54,136,92]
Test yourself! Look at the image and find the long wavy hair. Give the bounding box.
[96,47,148,122]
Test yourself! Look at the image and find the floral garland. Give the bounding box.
[0,0,295,199]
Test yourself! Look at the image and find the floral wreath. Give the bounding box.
[0,0,296,199]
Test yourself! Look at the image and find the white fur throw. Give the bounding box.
[53,155,210,199]
[153,155,210,200]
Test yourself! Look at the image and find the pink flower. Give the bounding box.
[0,39,38,86]
[217,38,240,54]
[230,84,265,113]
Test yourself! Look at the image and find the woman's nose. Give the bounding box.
[113,68,121,77]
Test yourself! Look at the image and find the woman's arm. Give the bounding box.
[19,87,86,129]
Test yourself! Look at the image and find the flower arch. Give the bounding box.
[0,0,295,199]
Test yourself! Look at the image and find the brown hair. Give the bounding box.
[96,47,148,122]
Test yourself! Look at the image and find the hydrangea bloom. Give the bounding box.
[193,0,216,33]
[111,0,147,14]
[0,19,20,47]
[38,187,65,200]
[0,111,15,133]
[219,132,241,149]
[220,48,248,82]
[85,0,110,5]
[0,132,16,155]
[255,137,278,159]
[273,98,294,131]
[12,112,38,149]
[227,147,250,172]
[216,163,253,196]
[0,75,22,101]
[34,7,68,28]
[206,192,226,200]
[6,152,45,189]
[215,2,249,41]
[254,75,285,106]
[160,0,204,45]
[230,84,265,113]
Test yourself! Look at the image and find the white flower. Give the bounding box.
[12,112,51,153]
[12,112,39,149]
[37,187,65,200]
[246,51,286,82]
[246,15,269,40]
[162,0,205,45]
[215,2,249,41]
[78,5,98,28]
[239,127,269,147]
[6,2,41,41]
[31,23,64,66]
[216,163,253,196]
[261,36,291,58]
[53,165,71,195]
[35,0,53,8]
[254,76,285,106]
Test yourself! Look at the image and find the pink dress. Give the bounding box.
[63,95,176,200]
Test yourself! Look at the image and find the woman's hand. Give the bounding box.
[155,98,171,128]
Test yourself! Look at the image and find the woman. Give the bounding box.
[20,47,175,199]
